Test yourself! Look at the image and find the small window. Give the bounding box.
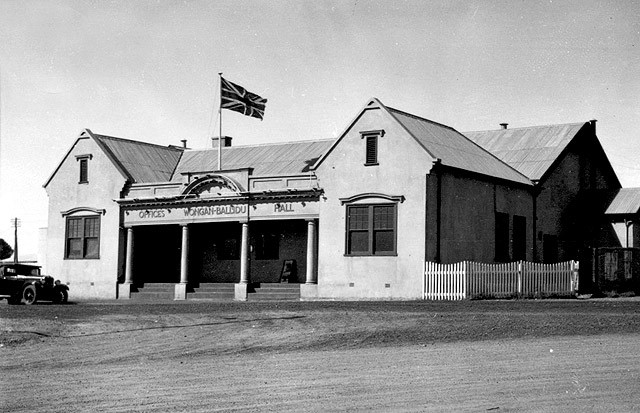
[76,154,92,184]
[361,130,384,166]
[512,215,527,261]
[365,135,377,165]
[65,216,100,259]
[346,203,397,256]
[495,212,510,262]
[79,159,88,183]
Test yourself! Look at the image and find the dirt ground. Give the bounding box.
[1,299,639,412]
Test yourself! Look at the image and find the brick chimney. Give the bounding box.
[212,136,233,148]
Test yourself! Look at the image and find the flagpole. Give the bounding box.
[218,72,223,171]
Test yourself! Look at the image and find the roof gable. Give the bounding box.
[463,123,587,181]
[93,134,183,183]
[44,129,183,188]
[314,98,531,186]
[386,107,531,185]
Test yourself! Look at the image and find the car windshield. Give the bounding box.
[1,265,41,276]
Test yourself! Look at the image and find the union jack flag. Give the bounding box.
[220,77,267,120]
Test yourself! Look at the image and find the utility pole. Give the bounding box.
[10,217,20,263]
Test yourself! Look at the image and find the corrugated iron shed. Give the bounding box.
[172,139,334,180]
[605,188,640,215]
[388,107,532,185]
[463,123,586,181]
[94,134,183,183]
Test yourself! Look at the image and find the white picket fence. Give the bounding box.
[424,260,579,300]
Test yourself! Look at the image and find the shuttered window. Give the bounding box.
[79,159,88,183]
[346,204,397,255]
[65,216,100,259]
[365,135,377,165]
[361,130,384,166]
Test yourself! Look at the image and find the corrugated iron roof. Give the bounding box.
[463,123,586,181]
[94,134,183,183]
[172,139,334,180]
[605,188,640,215]
[388,107,532,185]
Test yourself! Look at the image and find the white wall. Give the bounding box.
[44,136,126,299]
[315,106,433,299]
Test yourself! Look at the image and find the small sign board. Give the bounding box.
[280,260,296,283]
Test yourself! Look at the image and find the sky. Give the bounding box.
[0,0,639,258]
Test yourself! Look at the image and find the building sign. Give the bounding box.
[124,200,318,225]
[125,204,248,225]
[251,200,319,219]
[183,205,247,217]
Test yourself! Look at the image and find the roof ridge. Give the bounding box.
[387,105,531,185]
[463,121,586,134]
[188,138,335,151]
[94,134,183,151]
[386,106,459,133]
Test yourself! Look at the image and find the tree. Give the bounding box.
[0,238,14,260]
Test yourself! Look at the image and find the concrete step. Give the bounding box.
[187,283,235,300]
[193,283,236,292]
[131,283,176,300]
[131,291,175,300]
[187,291,235,300]
[136,283,176,291]
[247,293,301,301]
[248,283,300,301]
[252,283,301,290]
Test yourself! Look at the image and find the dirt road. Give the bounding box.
[1,300,639,412]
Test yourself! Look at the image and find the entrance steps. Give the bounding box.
[187,283,235,300]
[130,283,175,300]
[248,283,301,301]
[129,282,301,301]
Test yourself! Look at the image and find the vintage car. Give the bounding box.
[0,263,69,305]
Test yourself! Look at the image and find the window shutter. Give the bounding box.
[365,135,377,165]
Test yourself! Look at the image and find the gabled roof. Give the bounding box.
[44,129,184,188]
[605,188,640,216]
[172,139,334,180]
[93,134,183,183]
[387,107,532,185]
[313,98,531,186]
[463,123,587,181]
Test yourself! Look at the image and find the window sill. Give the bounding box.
[363,163,379,167]
[344,253,397,257]
[64,257,100,260]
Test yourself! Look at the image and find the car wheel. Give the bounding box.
[21,285,37,305]
[53,289,68,304]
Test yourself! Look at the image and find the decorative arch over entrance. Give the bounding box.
[182,174,244,198]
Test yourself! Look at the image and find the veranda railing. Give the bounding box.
[424,260,579,300]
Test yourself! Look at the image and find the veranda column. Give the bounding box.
[300,219,319,300]
[120,227,134,299]
[305,219,317,284]
[240,222,250,284]
[175,224,189,300]
[235,221,250,300]
[180,224,189,284]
